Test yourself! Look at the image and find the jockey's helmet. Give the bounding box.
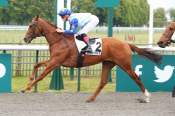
[58,8,71,17]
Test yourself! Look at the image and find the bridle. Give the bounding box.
[29,20,45,39]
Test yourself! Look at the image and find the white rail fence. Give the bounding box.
[0,25,165,32]
[0,45,48,50]
[0,25,28,30]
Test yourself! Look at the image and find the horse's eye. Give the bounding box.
[29,24,35,28]
[29,25,32,28]
[169,27,173,30]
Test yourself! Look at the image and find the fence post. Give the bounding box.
[34,50,39,92]
[77,68,81,92]
[69,67,74,80]
[115,66,117,92]
[107,7,114,82]
[172,85,175,97]
[15,50,22,76]
[3,50,6,54]
[49,67,64,90]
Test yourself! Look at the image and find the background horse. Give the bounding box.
[157,21,175,97]
[23,16,162,103]
[157,21,175,48]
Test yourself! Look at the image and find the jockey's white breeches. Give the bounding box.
[78,15,99,35]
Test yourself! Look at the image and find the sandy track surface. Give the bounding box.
[0,92,174,116]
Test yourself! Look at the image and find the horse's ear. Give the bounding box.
[35,15,39,21]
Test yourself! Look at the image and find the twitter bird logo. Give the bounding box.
[154,65,174,83]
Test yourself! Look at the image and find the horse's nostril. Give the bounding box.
[24,37,27,42]
[24,37,30,43]
[157,41,162,45]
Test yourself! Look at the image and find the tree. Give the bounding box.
[154,8,167,27]
[0,0,150,26]
[0,0,56,25]
[116,0,149,26]
[0,8,10,24]
[72,0,107,25]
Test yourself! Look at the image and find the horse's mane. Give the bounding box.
[44,19,58,29]
[39,19,58,28]
[41,18,74,38]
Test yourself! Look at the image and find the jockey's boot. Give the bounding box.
[83,35,92,52]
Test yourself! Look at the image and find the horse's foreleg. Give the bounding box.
[86,61,115,102]
[22,61,59,93]
[27,61,48,86]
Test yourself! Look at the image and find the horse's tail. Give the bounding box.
[128,44,162,65]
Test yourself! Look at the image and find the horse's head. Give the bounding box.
[157,22,175,48]
[24,15,44,43]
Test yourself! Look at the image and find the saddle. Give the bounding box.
[75,36,102,56]
[75,35,102,67]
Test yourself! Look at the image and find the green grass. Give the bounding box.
[12,76,116,93]
[0,30,162,44]
[0,30,47,44]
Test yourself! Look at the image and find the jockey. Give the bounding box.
[56,8,99,52]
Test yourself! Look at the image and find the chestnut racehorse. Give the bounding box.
[22,16,162,103]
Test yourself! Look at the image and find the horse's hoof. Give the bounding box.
[20,90,25,93]
[137,98,150,103]
[86,98,95,103]
[145,100,150,103]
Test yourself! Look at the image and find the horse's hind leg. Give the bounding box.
[86,61,115,102]
[121,64,151,103]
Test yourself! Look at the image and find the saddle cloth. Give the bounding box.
[172,33,175,41]
[75,38,102,55]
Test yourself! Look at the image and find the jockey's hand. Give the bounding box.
[56,28,64,33]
